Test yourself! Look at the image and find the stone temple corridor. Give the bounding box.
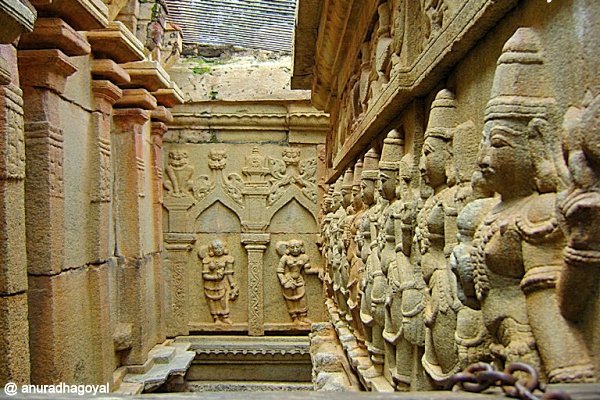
[0,0,599,398]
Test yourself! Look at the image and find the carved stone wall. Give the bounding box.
[295,0,600,392]
[0,0,184,388]
[163,97,329,336]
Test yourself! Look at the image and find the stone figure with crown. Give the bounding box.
[472,27,594,383]
[415,89,463,384]
[276,239,317,325]
[198,239,239,325]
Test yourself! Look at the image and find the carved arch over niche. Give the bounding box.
[189,189,244,229]
[194,200,242,233]
[265,185,318,229]
[269,198,318,233]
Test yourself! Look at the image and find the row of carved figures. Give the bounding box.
[319,28,599,389]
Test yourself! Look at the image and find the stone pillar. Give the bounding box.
[112,107,153,365]
[91,80,122,261]
[164,232,194,337]
[90,80,122,384]
[241,233,270,336]
[18,48,77,384]
[150,107,171,341]
[0,42,30,385]
[112,108,149,258]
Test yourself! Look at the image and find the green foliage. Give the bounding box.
[192,65,212,75]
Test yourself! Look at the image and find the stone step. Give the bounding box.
[119,342,196,393]
[113,382,144,395]
[187,381,314,392]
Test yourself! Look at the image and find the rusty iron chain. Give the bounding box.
[448,362,572,400]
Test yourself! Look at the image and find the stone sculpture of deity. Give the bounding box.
[359,147,389,378]
[346,159,367,345]
[198,239,239,324]
[276,239,316,324]
[416,88,463,384]
[472,27,593,383]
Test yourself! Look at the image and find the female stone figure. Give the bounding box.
[472,28,593,382]
[276,239,315,324]
[416,89,463,384]
[198,239,239,324]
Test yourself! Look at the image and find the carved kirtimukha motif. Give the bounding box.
[268,148,317,205]
[198,239,239,324]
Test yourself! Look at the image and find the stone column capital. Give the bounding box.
[241,233,271,247]
[92,79,122,114]
[18,49,77,93]
[112,108,150,132]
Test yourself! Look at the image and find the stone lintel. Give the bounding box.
[0,0,36,44]
[29,0,108,31]
[91,79,122,113]
[120,60,171,93]
[152,85,184,108]
[91,59,130,86]
[18,49,77,93]
[18,17,91,56]
[85,21,144,63]
[151,105,172,123]
[241,233,270,246]
[114,89,157,110]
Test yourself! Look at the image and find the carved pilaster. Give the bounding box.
[0,42,30,386]
[111,108,150,257]
[241,233,270,336]
[90,80,121,261]
[19,49,76,275]
[164,233,195,337]
[150,115,169,251]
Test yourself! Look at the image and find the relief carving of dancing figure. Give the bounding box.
[198,239,239,324]
[276,239,317,324]
[472,28,594,383]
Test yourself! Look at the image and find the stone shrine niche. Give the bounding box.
[163,142,324,335]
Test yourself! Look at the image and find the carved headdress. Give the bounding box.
[353,159,364,188]
[425,89,458,141]
[378,129,404,171]
[342,167,354,191]
[485,28,554,122]
[484,27,566,192]
[361,148,380,180]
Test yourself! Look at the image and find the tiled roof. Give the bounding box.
[165,0,297,52]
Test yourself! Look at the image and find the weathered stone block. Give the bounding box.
[0,180,26,295]
[0,293,30,385]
